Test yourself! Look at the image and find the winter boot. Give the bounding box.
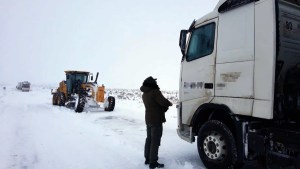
[149,162,164,169]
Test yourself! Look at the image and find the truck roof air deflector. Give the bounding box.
[218,0,258,13]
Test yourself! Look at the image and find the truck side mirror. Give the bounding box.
[91,75,93,81]
[179,30,188,56]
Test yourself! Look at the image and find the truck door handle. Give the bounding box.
[204,83,213,89]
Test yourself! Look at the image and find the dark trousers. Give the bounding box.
[144,124,163,163]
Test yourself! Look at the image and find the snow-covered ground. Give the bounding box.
[0,85,205,169]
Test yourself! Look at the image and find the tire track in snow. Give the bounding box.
[9,106,40,169]
[0,89,42,169]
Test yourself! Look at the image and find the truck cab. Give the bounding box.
[177,0,300,168]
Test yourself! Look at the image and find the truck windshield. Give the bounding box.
[186,23,215,62]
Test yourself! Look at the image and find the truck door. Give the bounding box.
[180,18,218,123]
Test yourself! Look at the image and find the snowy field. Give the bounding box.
[0,85,205,169]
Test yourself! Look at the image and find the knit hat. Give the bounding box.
[143,76,157,86]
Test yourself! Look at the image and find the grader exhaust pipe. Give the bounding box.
[94,72,99,83]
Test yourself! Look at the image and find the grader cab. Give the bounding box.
[51,71,115,112]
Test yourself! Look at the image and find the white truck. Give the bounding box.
[177,0,300,168]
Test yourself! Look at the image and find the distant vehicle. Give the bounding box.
[16,81,30,92]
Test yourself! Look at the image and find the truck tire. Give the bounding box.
[52,93,58,105]
[57,92,65,106]
[197,120,237,169]
[75,95,85,113]
[104,96,115,112]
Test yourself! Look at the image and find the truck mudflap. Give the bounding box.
[176,125,195,143]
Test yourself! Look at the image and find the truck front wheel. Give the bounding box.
[197,120,237,169]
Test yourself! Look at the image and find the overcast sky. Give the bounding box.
[0,0,219,90]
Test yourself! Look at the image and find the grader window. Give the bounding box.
[75,74,88,83]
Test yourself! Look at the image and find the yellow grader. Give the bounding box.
[51,70,115,112]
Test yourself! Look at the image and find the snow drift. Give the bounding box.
[0,85,205,169]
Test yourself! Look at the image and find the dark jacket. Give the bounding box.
[140,85,172,125]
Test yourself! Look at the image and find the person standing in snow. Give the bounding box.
[140,76,173,169]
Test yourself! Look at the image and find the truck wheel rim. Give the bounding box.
[203,132,227,160]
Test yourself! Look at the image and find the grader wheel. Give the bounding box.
[104,96,115,112]
[75,95,85,113]
[52,93,58,105]
[57,92,66,106]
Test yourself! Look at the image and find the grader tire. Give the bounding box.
[52,93,58,105]
[75,95,85,113]
[57,92,66,106]
[105,96,115,112]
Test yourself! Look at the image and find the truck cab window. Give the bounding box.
[186,23,215,61]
